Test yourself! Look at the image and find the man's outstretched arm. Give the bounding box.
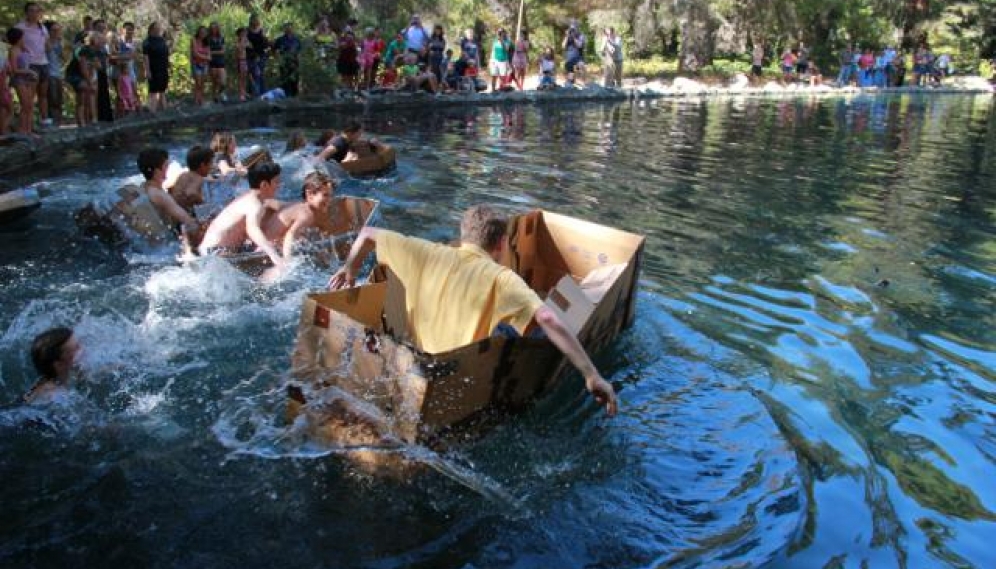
[328,226,380,289]
[534,305,618,417]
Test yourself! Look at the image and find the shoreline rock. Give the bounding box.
[1,78,992,180]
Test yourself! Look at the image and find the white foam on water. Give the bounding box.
[145,257,252,306]
[0,389,105,435]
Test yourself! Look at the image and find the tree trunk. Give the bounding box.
[678,2,717,73]
[628,0,663,58]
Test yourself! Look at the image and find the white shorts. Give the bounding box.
[490,60,509,77]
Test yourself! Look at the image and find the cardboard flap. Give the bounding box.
[309,281,387,330]
[325,196,378,236]
[544,275,596,337]
[580,263,628,304]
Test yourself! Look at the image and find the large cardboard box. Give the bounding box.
[290,209,645,444]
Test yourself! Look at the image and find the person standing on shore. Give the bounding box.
[403,15,430,64]
[511,29,530,90]
[15,2,51,129]
[837,44,854,86]
[235,27,249,101]
[120,23,141,110]
[142,22,170,112]
[459,28,480,69]
[600,27,622,88]
[795,41,809,76]
[562,22,585,86]
[427,25,446,85]
[190,26,210,106]
[207,22,227,103]
[489,28,511,91]
[246,14,269,96]
[273,23,302,97]
[7,28,39,136]
[751,41,764,80]
[43,20,64,125]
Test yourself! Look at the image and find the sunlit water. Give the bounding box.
[1,93,994,568]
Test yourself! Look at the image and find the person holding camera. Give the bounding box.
[562,22,585,86]
[600,27,622,88]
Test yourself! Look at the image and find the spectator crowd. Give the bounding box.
[1,4,629,137]
[2,2,979,138]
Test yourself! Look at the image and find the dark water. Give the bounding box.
[1,93,994,568]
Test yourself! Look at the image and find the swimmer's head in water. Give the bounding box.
[285,130,308,153]
[31,327,80,381]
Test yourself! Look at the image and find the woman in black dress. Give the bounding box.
[94,32,114,122]
[142,22,170,112]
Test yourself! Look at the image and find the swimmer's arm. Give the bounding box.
[148,188,198,234]
[281,212,312,259]
[246,202,283,266]
[328,226,378,289]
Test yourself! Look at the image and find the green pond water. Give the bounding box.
[0,93,994,568]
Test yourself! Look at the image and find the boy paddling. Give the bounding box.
[198,161,286,277]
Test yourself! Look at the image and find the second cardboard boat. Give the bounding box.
[338,144,397,176]
[289,209,645,445]
[216,195,379,274]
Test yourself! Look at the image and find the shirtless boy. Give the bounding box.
[260,170,334,259]
[138,147,201,253]
[165,145,214,216]
[198,161,285,271]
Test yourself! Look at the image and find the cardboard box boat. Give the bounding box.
[289,209,645,445]
[219,195,379,274]
[339,144,396,176]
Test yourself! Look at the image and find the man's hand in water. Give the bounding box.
[328,266,356,290]
[585,374,618,417]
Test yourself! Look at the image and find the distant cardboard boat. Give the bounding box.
[338,143,396,176]
[0,188,41,224]
[289,209,645,445]
[217,195,379,275]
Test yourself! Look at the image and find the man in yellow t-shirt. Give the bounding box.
[329,205,618,417]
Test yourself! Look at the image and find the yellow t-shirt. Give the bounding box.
[376,230,544,354]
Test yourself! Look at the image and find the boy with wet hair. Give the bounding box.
[198,161,286,275]
[24,327,81,404]
[138,147,201,253]
[261,170,335,258]
[166,144,214,216]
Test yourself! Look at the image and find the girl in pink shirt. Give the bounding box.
[359,28,380,90]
